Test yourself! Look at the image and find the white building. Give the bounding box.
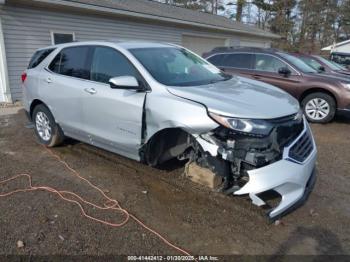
[0,0,279,103]
[322,39,350,54]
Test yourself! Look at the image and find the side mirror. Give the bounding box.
[109,76,142,90]
[318,66,325,72]
[278,67,291,77]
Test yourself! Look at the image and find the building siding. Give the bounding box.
[0,5,271,101]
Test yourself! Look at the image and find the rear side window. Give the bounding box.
[221,53,254,69]
[48,46,91,79]
[28,48,55,69]
[90,46,139,84]
[207,54,226,66]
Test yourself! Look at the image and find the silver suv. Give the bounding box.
[22,41,317,219]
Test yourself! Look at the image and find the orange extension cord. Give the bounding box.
[0,146,193,257]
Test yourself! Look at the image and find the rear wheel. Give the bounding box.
[301,92,336,123]
[33,104,64,147]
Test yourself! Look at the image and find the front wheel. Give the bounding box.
[301,92,336,123]
[33,104,65,147]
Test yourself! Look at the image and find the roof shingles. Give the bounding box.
[66,0,279,38]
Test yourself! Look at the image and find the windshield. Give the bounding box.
[278,53,318,73]
[315,56,347,70]
[130,47,232,86]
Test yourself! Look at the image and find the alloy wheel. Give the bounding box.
[35,111,52,141]
[305,98,330,121]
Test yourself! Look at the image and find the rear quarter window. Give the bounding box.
[28,48,55,69]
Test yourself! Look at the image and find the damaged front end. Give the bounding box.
[194,112,317,220]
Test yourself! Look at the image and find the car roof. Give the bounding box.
[210,46,279,53]
[36,41,176,52]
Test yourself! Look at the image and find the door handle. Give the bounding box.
[84,88,97,95]
[46,77,52,83]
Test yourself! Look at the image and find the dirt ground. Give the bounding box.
[0,108,349,257]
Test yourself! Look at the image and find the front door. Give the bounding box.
[251,54,302,97]
[82,46,146,160]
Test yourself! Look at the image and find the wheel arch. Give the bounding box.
[299,88,338,108]
[29,99,47,120]
[141,127,194,166]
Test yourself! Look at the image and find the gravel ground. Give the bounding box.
[0,108,349,257]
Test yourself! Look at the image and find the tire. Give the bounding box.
[301,92,336,123]
[32,104,64,147]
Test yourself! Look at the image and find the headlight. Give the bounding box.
[209,112,273,136]
[342,83,350,90]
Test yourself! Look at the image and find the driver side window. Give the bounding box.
[254,54,292,73]
[90,47,139,84]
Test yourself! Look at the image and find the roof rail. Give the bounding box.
[211,46,280,52]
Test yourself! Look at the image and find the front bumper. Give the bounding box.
[234,118,317,219]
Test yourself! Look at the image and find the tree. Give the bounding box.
[339,0,350,39]
[155,0,350,53]
[236,0,246,21]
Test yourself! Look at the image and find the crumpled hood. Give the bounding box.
[167,76,299,119]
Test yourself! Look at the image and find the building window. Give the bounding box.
[50,31,75,45]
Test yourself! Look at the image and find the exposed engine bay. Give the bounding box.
[143,112,304,191]
[189,113,304,193]
[141,110,315,220]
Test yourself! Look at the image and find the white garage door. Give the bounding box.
[240,40,269,48]
[182,35,226,56]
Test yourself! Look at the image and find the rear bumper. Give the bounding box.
[234,118,317,219]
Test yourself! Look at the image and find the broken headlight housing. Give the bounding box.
[209,112,274,136]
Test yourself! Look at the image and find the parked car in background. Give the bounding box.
[204,47,350,123]
[22,41,317,219]
[330,52,350,69]
[292,53,350,76]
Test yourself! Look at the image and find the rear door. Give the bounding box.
[251,54,302,97]
[40,46,92,138]
[81,46,147,160]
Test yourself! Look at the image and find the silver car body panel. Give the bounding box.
[167,77,300,119]
[22,41,317,218]
[233,117,317,218]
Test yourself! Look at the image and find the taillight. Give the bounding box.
[21,72,27,83]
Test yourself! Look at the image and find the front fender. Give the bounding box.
[144,93,218,143]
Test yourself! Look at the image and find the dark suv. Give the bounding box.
[204,47,350,123]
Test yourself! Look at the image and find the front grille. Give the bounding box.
[288,131,314,163]
[271,113,304,148]
[275,120,304,148]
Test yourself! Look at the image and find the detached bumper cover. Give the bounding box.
[234,118,317,219]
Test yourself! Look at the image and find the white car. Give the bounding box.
[22,41,317,219]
